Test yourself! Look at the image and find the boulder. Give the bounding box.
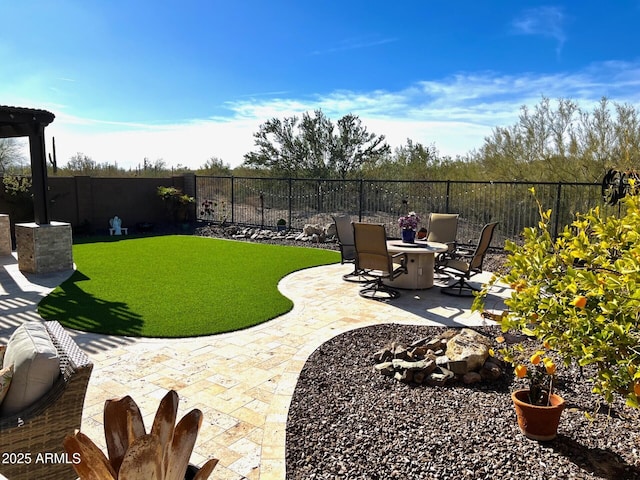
[445,328,491,372]
[462,372,482,384]
[426,367,454,387]
[303,224,324,236]
[480,360,502,380]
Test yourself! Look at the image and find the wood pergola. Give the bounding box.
[0,105,54,224]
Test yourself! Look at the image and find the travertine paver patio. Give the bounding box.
[0,253,508,480]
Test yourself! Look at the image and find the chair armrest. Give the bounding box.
[390,252,407,268]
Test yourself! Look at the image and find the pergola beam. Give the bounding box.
[0,105,55,224]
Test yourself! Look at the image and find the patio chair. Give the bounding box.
[353,222,407,300]
[333,215,373,282]
[426,213,459,271]
[440,221,498,296]
[0,321,94,480]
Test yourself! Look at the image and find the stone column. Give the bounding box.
[0,215,11,256]
[15,222,73,274]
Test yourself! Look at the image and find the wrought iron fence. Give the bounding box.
[196,176,617,249]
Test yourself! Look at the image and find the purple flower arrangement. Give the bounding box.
[398,211,420,230]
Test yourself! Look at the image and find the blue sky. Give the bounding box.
[2,1,640,170]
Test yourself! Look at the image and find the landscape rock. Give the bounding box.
[462,372,482,384]
[480,360,503,380]
[303,224,324,236]
[426,367,454,386]
[372,329,503,388]
[445,328,491,371]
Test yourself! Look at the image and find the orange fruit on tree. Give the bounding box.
[634,382,640,397]
[515,365,527,378]
[545,361,557,375]
[572,295,587,309]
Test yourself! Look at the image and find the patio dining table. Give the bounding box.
[384,240,448,289]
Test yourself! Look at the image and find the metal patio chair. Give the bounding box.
[353,222,407,300]
[426,213,459,271]
[440,221,498,296]
[332,215,373,282]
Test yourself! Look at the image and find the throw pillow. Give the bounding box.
[0,364,12,405]
[0,322,60,416]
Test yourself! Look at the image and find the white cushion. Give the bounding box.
[1,322,60,416]
[0,364,12,405]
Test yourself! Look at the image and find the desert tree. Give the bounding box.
[0,138,26,174]
[243,110,389,179]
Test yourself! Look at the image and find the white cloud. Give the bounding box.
[26,60,640,170]
[511,6,567,55]
[311,36,398,56]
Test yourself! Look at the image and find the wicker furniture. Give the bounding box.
[0,321,93,480]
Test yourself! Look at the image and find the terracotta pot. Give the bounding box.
[511,389,565,441]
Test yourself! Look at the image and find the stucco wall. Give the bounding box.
[0,175,193,236]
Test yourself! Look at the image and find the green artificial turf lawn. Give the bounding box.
[38,235,340,338]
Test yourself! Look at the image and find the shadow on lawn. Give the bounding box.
[38,270,145,337]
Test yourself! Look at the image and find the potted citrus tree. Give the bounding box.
[493,335,565,440]
[474,187,640,418]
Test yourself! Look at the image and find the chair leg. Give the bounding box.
[359,278,401,301]
[342,267,375,283]
[440,277,481,297]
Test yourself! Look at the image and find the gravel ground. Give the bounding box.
[286,325,640,480]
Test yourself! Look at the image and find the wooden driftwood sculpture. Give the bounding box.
[64,390,218,480]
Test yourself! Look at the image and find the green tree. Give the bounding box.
[362,139,480,181]
[328,113,390,179]
[65,152,98,175]
[197,157,232,176]
[476,96,640,183]
[474,189,640,407]
[243,110,389,179]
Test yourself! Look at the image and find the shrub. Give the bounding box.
[473,188,640,407]
[157,186,194,223]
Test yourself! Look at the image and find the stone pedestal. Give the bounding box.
[0,215,11,256]
[15,222,73,274]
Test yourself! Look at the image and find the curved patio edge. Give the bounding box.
[259,262,504,479]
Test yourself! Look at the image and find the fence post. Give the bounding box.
[358,179,364,221]
[260,191,265,228]
[445,180,451,213]
[231,176,235,224]
[288,178,293,229]
[553,182,562,238]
